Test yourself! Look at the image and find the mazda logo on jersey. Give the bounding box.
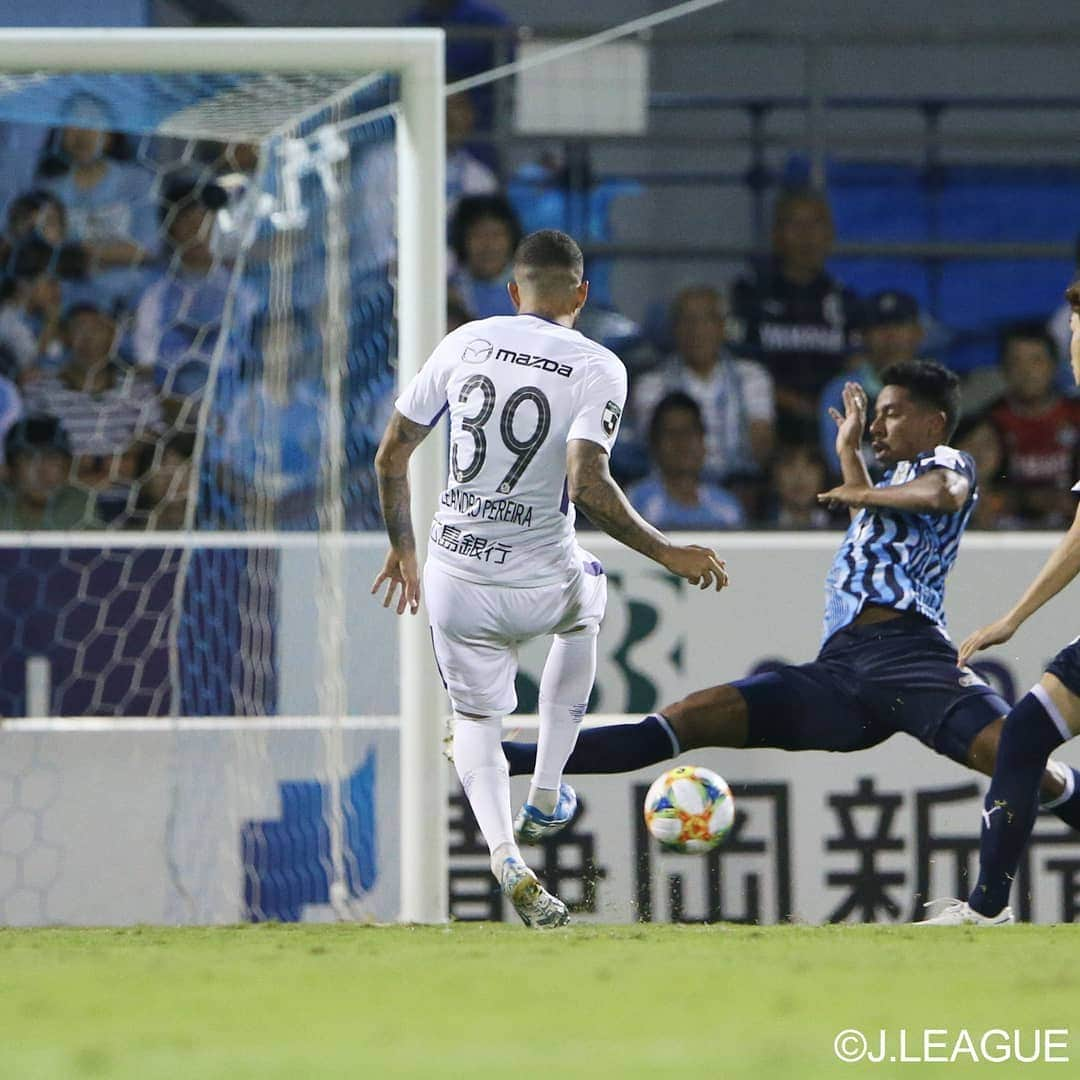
[462,338,493,364]
[602,400,622,436]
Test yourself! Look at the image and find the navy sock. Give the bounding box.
[969,689,1067,917]
[1043,764,1080,830]
[502,714,680,777]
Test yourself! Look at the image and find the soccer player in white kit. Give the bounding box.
[373,230,727,927]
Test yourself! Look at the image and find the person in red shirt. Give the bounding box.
[990,323,1080,527]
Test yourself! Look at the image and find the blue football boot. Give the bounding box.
[513,782,578,844]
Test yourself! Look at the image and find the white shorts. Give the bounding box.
[424,549,607,718]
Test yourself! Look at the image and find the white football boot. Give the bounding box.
[918,899,1014,926]
[498,857,570,928]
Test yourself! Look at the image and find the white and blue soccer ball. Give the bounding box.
[643,765,735,853]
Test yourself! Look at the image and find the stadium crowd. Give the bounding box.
[444,177,1080,531]
[0,63,1078,532]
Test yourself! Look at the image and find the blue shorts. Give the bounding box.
[1046,637,1080,697]
[733,612,1009,765]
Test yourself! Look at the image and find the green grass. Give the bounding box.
[0,923,1077,1079]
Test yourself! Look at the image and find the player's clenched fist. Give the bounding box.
[661,543,728,590]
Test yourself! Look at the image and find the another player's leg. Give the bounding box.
[921,676,1077,925]
[501,683,747,777]
[963,715,1080,830]
[970,676,1080,916]
[513,623,596,842]
[502,657,874,776]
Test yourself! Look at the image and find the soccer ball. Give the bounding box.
[643,765,735,853]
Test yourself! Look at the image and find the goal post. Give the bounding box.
[0,28,447,924]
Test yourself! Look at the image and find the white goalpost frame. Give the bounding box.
[0,28,449,924]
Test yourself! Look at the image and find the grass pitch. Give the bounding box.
[1,923,1076,1079]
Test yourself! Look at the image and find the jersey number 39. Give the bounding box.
[451,374,551,495]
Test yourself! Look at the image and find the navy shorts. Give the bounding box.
[1047,637,1080,697]
[733,612,1010,765]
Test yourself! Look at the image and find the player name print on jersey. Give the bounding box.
[440,488,534,526]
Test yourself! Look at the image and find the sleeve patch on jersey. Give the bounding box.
[930,444,966,472]
[462,338,493,364]
[602,400,622,436]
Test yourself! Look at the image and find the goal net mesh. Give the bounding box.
[0,68,406,924]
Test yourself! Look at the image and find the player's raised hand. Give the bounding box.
[957,615,1018,667]
[661,544,729,591]
[828,381,868,454]
[370,547,421,615]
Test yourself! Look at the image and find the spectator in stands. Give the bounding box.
[729,188,858,442]
[0,238,64,376]
[764,441,837,530]
[2,190,92,308]
[7,188,66,251]
[955,412,1006,530]
[0,344,21,472]
[448,194,521,319]
[403,0,513,138]
[446,91,498,221]
[988,323,1080,528]
[628,392,745,530]
[0,414,100,529]
[23,303,162,492]
[630,285,775,491]
[818,290,924,477]
[125,430,195,531]
[133,173,258,419]
[36,91,158,310]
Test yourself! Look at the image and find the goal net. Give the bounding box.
[0,30,446,926]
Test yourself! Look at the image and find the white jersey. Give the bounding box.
[395,313,627,587]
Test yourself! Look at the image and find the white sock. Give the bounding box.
[531,626,597,807]
[452,712,520,876]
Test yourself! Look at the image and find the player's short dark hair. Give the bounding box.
[513,229,583,279]
[648,391,705,445]
[880,360,961,439]
[999,321,1057,364]
[450,194,522,265]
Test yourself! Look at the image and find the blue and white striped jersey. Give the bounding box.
[822,445,977,644]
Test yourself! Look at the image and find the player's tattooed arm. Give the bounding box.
[374,410,432,552]
[567,439,728,591]
[372,410,433,615]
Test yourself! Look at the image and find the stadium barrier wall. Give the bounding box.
[3,533,1079,925]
